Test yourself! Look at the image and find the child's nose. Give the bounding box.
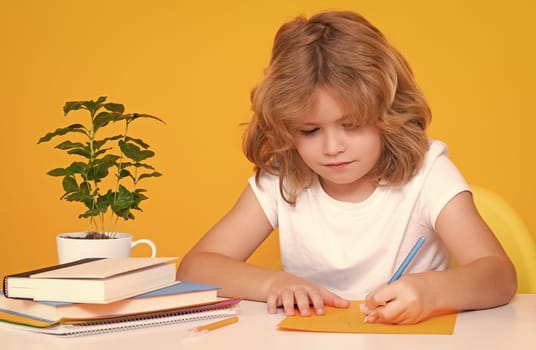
[323,130,346,155]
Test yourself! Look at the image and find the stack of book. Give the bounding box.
[0,257,239,336]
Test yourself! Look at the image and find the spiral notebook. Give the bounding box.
[0,297,240,337]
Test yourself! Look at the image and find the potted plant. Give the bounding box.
[38,96,164,263]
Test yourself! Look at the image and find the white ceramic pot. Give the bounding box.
[56,232,157,264]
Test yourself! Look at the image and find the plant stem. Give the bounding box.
[88,106,102,232]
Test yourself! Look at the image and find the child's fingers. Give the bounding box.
[308,290,329,315]
[321,290,351,309]
[363,284,400,323]
[294,288,312,316]
[365,284,396,309]
[365,297,421,324]
[280,289,297,315]
[266,293,279,314]
[366,301,399,324]
[265,283,349,317]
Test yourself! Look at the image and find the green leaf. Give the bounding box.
[113,185,135,210]
[134,189,149,202]
[93,139,111,151]
[37,124,87,143]
[119,161,135,169]
[82,100,100,116]
[92,139,109,150]
[87,168,108,183]
[79,208,104,219]
[127,113,165,124]
[62,176,79,193]
[133,162,155,170]
[63,102,84,115]
[137,171,162,181]
[64,191,91,204]
[100,153,122,164]
[79,181,91,194]
[47,168,69,176]
[66,162,87,177]
[124,136,150,149]
[118,168,134,180]
[104,135,123,141]
[96,96,107,104]
[94,147,112,157]
[82,196,96,209]
[61,141,89,153]
[96,193,111,211]
[93,136,122,153]
[103,102,125,114]
[119,140,155,162]
[87,154,120,182]
[87,163,110,182]
[55,141,85,150]
[67,148,91,159]
[93,111,119,132]
[130,189,148,211]
[114,208,135,220]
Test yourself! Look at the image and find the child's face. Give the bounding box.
[291,88,382,194]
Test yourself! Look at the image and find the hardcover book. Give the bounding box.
[3,257,178,303]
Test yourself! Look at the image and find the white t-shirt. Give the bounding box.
[248,140,469,300]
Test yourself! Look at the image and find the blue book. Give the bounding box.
[0,281,221,322]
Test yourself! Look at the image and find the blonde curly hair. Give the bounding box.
[243,11,431,205]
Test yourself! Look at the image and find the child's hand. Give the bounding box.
[361,273,439,324]
[265,273,350,316]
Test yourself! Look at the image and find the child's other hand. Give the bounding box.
[265,273,350,316]
[362,273,439,324]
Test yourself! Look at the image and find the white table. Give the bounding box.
[2,294,536,350]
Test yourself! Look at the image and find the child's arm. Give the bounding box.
[362,190,517,324]
[177,185,350,316]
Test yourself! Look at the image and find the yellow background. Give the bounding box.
[1,1,534,282]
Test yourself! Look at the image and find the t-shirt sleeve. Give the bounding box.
[248,174,279,229]
[420,153,470,230]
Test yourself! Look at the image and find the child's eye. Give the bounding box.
[299,128,319,136]
[342,123,359,129]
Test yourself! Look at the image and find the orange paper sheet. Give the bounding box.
[278,301,457,334]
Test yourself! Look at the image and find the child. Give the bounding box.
[177,10,516,324]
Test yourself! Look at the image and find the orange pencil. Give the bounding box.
[190,316,239,334]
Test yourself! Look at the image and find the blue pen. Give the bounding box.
[388,236,426,284]
[363,236,425,322]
